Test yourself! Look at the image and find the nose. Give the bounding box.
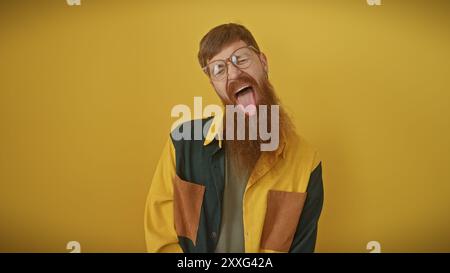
[226,60,242,80]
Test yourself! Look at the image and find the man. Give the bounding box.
[145,23,324,253]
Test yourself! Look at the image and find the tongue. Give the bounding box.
[237,88,257,116]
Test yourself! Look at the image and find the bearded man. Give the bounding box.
[145,23,324,253]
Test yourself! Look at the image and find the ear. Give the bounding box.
[259,52,269,74]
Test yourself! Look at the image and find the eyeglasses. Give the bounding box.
[202,46,260,81]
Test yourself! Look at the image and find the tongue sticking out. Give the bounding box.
[236,87,257,116]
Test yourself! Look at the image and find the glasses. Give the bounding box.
[202,46,260,81]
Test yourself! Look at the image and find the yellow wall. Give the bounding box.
[1,0,449,252]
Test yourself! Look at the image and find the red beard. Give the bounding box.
[220,72,293,174]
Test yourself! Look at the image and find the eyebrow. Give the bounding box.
[207,45,250,65]
[208,53,228,64]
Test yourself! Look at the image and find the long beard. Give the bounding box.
[221,72,294,174]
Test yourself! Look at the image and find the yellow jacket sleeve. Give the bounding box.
[144,138,183,253]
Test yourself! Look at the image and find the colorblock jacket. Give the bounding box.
[145,116,324,253]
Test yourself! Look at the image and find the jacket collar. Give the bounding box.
[202,111,288,159]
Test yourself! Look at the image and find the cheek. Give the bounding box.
[246,66,266,85]
[213,82,228,98]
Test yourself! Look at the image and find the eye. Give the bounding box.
[211,62,225,77]
[232,53,250,66]
[237,56,249,65]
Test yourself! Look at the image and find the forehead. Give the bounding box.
[209,40,248,63]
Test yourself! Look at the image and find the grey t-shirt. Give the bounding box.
[214,153,250,253]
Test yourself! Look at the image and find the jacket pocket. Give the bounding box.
[260,190,307,252]
[173,175,205,246]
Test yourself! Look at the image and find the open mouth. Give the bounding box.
[234,85,257,109]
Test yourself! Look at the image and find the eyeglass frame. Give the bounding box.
[201,45,261,81]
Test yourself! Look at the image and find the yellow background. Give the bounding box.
[1,0,449,252]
